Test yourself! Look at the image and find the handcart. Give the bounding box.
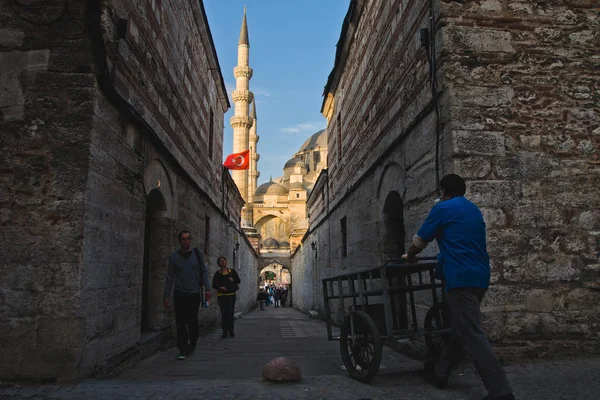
[322,257,452,383]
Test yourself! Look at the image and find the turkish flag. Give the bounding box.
[223,150,250,170]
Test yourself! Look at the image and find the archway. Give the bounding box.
[142,189,171,332]
[255,215,288,247]
[382,190,407,330]
[382,191,405,258]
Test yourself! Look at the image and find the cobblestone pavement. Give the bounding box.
[2,307,599,399]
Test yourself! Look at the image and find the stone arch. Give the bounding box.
[255,214,288,245]
[376,161,404,200]
[142,188,174,332]
[143,158,174,218]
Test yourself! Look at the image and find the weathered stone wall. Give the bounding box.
[294,0,600,357]
[1,0,258,382]
[440,0,600,356]
[0,0,94,381]
[293,0,451,324]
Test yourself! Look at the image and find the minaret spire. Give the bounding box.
[239,6,249,46]
[231,7,255,227]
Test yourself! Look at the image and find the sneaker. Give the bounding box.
[229,331,235,338]
[176,353,186,360]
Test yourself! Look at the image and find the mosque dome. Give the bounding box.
[284,157,305,169]
[255,180,289,196]
[289,182,306,190]
[299,129,327,151]
[263,238,280,248]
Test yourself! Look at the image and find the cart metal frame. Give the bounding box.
[322,257,452,382]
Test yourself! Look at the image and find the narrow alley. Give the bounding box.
[2,307,599,400]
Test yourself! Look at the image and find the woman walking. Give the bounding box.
[212,256,241,338]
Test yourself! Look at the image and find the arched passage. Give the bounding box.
[255,214,288,247]
[142,189,172,332]
[382,190,405,259]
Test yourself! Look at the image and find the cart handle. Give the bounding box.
[384,256,437,265]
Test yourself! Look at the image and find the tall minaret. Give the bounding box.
[248,100,260,203]
[230,6,254,225]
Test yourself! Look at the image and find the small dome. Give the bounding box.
[280,241,290,248]
[255,180,289,196]
[263,238,280,248]
[284,157,305,169]
[289,182,306,190]
[299,129,327,151]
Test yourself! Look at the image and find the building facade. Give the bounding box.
[292,0,600,358]
[0,1,259,382]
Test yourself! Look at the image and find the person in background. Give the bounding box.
[163,231,211,360]
[405,174,514,400]
[256,288,268,311]
[212,256,241,338]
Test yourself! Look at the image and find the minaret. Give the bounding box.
[248,100,260,203]
[230,7,254,225]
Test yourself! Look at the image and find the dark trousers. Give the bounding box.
[217,294,236,333]
[435,288,512,398]
[173,290,201,354]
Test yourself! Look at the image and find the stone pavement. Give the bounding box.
[2,306,600,399]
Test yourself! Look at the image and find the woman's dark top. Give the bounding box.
[212,268,241,296]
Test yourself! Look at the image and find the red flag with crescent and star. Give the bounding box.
[223,150,250,170]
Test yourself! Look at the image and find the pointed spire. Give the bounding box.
[251,99,257,119]
[239,6,249,46]
[269,175,273,182]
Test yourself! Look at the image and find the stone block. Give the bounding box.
[446,26,515,53]
[452,86,514,108]
[512,204,562,228]
[453,131,505,156]
[453,157,491,178]
[525,289,554,312]
[0,317,37,349]
[36,317,83,348]
[467,180,522,208]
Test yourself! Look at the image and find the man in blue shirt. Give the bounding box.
[406,174,514,400]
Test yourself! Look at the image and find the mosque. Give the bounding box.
[229,8,328,256]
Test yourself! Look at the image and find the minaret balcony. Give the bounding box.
[234,65,253,79]
[230,115,253,128]
[232,89,254,103]
[253,153,260,161]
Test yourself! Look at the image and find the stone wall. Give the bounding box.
[0,0,258,382]
[441,0,600,356]
[293,0,600,357]
[0,0,94,382]
[293,0,451,325]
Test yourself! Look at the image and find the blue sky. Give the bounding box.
[203,0,349,184]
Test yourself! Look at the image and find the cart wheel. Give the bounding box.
[424,303,450,357]
[340,310,382,383]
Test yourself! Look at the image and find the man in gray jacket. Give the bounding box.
[164,231,211,360]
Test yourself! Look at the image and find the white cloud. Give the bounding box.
[279,122,324,134]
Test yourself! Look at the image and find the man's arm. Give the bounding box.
[405,205,443,263]
[405,234,428,263]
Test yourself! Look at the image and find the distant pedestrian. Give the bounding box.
[256,288,268,311]
[273,287,281,307]
[163,231,211,360]
[212,256,241,338]
[405,174,514,400]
